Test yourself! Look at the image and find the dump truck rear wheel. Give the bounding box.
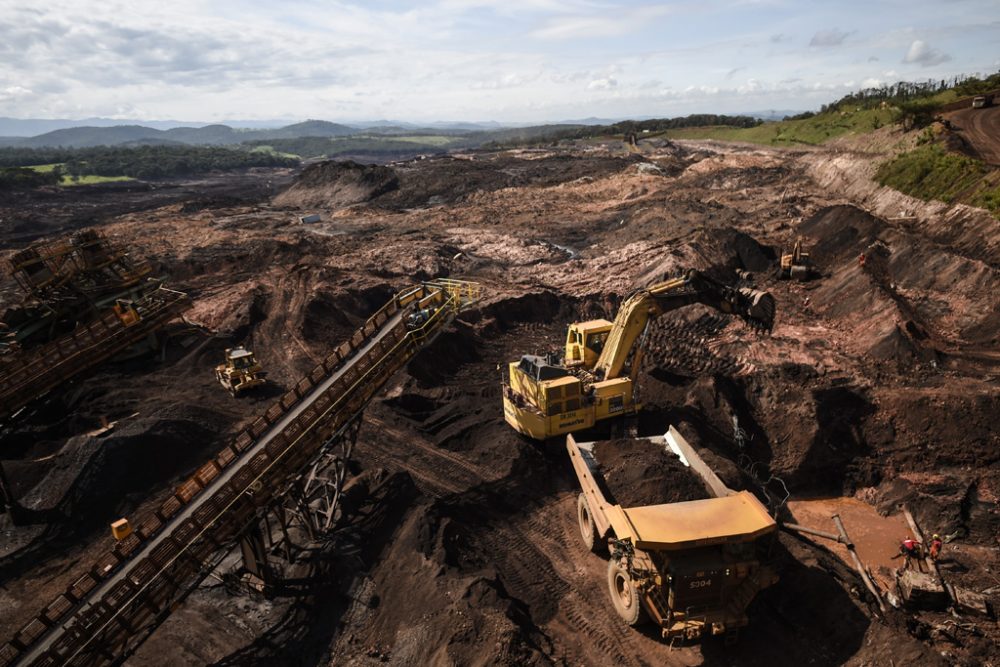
[607,559,646,626]
[577,493,602,553]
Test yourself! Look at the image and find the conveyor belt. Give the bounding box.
[0,287,191,422]
[1,279,480,667]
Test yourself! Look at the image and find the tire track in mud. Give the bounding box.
[357,417,491,497]
[468,496,676,667]
[358,403,526,499]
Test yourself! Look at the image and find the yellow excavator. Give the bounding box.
[502,270,774,440]
[778,238,815,281]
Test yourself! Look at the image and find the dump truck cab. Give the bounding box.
[216,346,267,396]
[569,430,779,642]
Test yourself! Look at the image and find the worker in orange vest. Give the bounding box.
[928,534,944,561]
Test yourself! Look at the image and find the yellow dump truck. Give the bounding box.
[568,428,779,642]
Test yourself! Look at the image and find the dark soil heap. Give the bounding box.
[593,438,710,507]
[274,159,398,208]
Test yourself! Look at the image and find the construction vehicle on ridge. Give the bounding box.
[569,429,779,641]
[215,346,267,396]
[502,270,774,440]
[778,238,815,281]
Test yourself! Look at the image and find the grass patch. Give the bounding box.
[662,107,895,146]
[385,135,456,146]
[875,144,987,203]
[25,163,132,185]
[970,178,1000,216]
[61,174,135,186]
[249,145,300,159]
[26,163,64,173]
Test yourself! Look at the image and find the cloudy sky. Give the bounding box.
[1,0,998,123]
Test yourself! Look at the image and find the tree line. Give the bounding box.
[0,145,299,181]
[820,71,1000,114]
[0,167,62,189]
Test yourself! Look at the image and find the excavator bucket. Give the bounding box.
[737,288,775,331]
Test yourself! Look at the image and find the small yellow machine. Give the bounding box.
[778,238,815,281]
[113,299,142,327]
[502,270,774,440]
[216,346,267,396]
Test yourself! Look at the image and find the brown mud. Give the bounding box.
[1,140,998,666]
[592,438,709,506]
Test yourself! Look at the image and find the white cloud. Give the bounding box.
[587,77,618,90]
[530,5,672,40]
[902,40,952,67]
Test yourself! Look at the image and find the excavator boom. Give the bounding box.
[503,270,773,440]
[593,270,773,380]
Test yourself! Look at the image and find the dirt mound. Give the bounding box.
[328,500,552,667]
[274,160,399,209]
[799,204,884,266]
[593,438,709,506]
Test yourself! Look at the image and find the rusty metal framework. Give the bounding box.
[8,231,151,308]
[0,279,480,667]
[0,287,192,423]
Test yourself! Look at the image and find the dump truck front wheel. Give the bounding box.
[577,493,602,553]
[607,559,646,626]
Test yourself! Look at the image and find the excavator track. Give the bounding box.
[0,279,480,667]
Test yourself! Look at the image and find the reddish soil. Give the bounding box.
[948,105,1000,165]
[592,438,709,506]
[1,139,998,666]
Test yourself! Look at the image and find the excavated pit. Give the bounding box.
[1,144,998,666]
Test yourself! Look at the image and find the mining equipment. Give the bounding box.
[1,279,481,667]
[501,270,774,440]
[568,429,778,641]
[778,238,815,280]
[215,346,267,395]
[0,232,194,425]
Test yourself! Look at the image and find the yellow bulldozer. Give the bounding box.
[216,346,267,396]
[502,270,774,440]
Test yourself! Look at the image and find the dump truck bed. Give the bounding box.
[567,429,776,546]
[607,495,776,550]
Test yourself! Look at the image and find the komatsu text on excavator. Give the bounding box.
[502,270,774,440]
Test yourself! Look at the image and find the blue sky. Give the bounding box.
[0,0,997,123]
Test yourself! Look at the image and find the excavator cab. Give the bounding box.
[565,320,612,369]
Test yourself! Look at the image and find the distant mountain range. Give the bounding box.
[0,110,810,150]
[0,120,364,149]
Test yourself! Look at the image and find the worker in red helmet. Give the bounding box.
[894,536,921,569]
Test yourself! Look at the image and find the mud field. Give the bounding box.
[1,139,999,666]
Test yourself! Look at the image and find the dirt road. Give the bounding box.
[949,105,1000,165]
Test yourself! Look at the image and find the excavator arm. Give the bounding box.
[592,270,774,380]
